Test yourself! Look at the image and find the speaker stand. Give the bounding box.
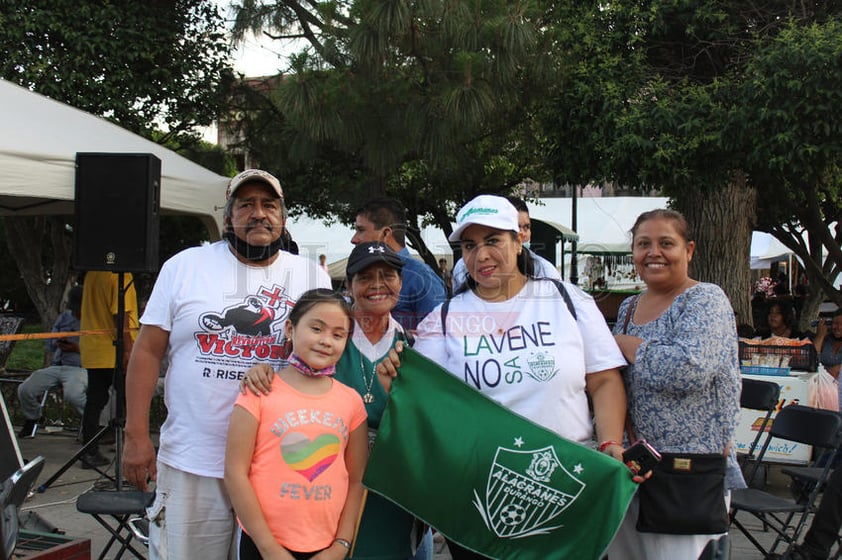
[38,272,130,493]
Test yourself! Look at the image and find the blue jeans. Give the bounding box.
[411,528,433,560]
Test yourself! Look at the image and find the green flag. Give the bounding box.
[363,348,637,560]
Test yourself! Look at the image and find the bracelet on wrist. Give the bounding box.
[334,538,351,550]
[598,440,621,453]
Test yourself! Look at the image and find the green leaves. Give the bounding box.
[743,18,842,187]
[0,0,233,140]
[232,0,554,227]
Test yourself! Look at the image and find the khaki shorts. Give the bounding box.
[146,462,237,560]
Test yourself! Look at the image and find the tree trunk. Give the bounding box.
[671,175,756,325]
[768,188,842,311]
[798,290,825,332]
[405,228,441,272]
[4,216,74,331]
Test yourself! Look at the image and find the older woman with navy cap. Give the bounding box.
[377,194,629,560]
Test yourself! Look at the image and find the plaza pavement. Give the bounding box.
[12,427,799,559]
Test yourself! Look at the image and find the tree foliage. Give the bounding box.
[541,2,842,323]
[0,0,234,142]
[0,0,236,329]
[231,0,842,321]
[743,19,842,314]
[229,0,560,264]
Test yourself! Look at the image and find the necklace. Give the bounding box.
[288,353,336,378]
[358,352,377,404]
[352,311,390,403]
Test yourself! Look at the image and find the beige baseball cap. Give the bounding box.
[225,169,283,200]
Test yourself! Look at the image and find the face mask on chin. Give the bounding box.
[522,241,531,250]
[223,229,283,262]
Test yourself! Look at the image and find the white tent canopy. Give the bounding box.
[286,197,669,268]
[286,214,451,266]
[750,231,793,270]
[527,196,670,254]
[529,198,793,263]
[287,197,670,264]
[526,197,798,287]
[0,79,229,238]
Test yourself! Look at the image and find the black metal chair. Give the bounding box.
[781,446,841,505]
[778,463,842,560]
[739,378,781,464]
[75,490,154,560]
[738,378,781,488]
[730,405,842,558]
[778,416,842,557]
[24,385,83,439]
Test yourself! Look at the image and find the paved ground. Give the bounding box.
[11,426,807,559]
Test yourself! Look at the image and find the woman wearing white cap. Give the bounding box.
[377,194,630,560]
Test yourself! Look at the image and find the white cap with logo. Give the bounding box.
[448,194,519,242]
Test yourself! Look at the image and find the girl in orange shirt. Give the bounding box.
[225,289,368,559]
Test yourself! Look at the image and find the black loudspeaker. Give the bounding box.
[74,153,161,272]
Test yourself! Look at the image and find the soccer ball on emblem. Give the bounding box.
[498,503,526,526]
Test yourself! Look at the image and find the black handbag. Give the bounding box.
[636,452,728,535]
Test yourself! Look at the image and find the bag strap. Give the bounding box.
[440,298,451,337]
[549,279,577,321]
[440,279,576,336]
[621,294,641,442]
[622,294,640,334]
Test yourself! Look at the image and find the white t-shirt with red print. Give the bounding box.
[141,241,331,478]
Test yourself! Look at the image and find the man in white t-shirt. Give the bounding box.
[122,169,331,560]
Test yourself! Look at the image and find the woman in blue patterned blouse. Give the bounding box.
[606,209,744,560]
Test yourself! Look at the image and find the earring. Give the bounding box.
[280,336,293,359]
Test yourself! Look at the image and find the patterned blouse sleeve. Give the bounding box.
[635,284,738,392]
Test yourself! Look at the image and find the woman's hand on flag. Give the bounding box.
[375,340,405,393]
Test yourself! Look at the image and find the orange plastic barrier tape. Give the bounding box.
[0,330,116,342]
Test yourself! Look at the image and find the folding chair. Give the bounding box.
[781,445,841,505]
[1,456,45,560]
[730,404,842,557]
[778,463,842,560]
[738,378,781,487]
[75,490,154,560]
[29,386,83,439]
